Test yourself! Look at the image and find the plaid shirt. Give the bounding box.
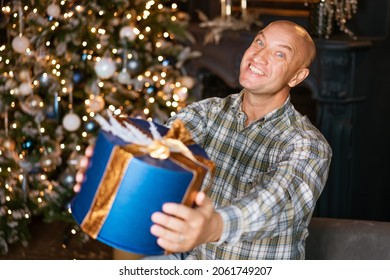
[167,91,332,260]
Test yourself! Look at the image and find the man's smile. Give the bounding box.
[249,64,266,76]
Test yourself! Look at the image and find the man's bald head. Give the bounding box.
[265,20,316,67]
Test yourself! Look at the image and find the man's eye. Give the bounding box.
[276,52,285,58]
[256,39,264,47]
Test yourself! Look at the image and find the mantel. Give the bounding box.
[315,38,373,50]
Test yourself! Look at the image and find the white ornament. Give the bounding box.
[19,70,31,82]
[117,69,131,85]
[47,3,61,18]
[119,26,136,41]
[62,112,81,131]
[19,82,33,96]
[20,94,44,115]
[12,35,30,54]
[40,153,59,172]
[94,57,116,79]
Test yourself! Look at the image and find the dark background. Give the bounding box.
[179,0,390,222]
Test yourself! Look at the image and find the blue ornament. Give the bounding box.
[36,72,54,88]
[146,85,157,95]
[22,138,34,150]
[162,56,176,67]
[84,119,98,132]
[72,69,86,87]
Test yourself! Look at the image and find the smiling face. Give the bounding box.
[239,21,315,99]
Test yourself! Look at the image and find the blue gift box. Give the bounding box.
[71,118,211,255]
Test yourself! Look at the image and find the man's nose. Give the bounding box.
[252,49,269,65]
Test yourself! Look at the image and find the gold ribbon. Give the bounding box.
[80,119,215,238]
[140,119,196,160]
[81,146,134,238]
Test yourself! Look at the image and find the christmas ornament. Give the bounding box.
[18,82,33,96]
[39,153,59,172]
[94,57,116,79]
[117,69,131,85]
[36,72,56,89]
[84,119,98,132]
[127,57,142,75]
[12,35,30,54]
[62,111,81,131]
[0,108,17,156]
[72,69,87,87]
[119,43,131,84]
[59,170,76,188]
[21,137,37,153]
[20,95,44,116]
[0,136,16,152]
[87,94,105,113]
[19,69,31,82]
[162,56,176,67]
[119,26,136,41]
[146,85,157,95]
[46,3,61,18]
[45,91,59,120]
[43,139,61,155]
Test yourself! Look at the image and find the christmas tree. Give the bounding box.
[0,0,198,254]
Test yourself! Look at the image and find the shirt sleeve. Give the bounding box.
[167,98,216,146]
[215,137,332,245]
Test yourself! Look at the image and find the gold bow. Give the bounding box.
[126,119,196,160]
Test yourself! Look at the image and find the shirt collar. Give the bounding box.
[231,90,293,124]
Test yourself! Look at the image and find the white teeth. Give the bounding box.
[249,64,265,76]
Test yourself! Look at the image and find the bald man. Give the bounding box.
[148,20,331,260]
[76,21,332,260]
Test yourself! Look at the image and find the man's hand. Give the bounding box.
[150,191,223,253]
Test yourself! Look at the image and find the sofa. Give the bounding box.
[305,217,390,259]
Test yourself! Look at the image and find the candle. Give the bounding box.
[220,0,226,19]
[241,0,247,10]
[226,0,232,18]
[241,0,247,18]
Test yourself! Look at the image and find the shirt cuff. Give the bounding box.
[213,205,243,245]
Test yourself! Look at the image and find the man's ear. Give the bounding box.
[288,68,310,88]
